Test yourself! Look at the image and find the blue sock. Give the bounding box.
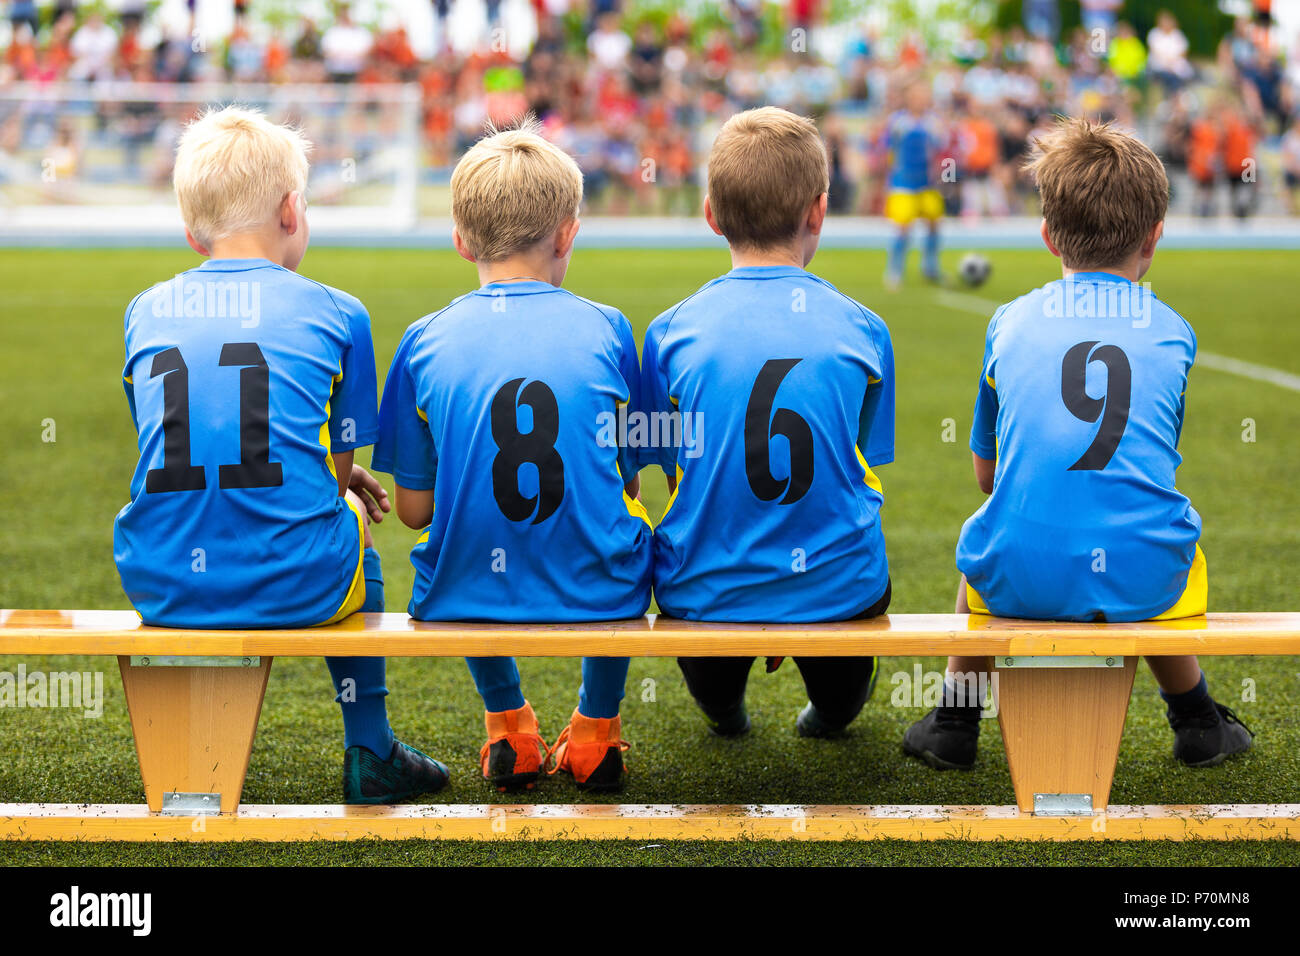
[1160,672,1210,716]
[888,232,908,278]
[325,548,394,758]
[577,657,629,719]
[922,228,940,277]
[466,657,526,713]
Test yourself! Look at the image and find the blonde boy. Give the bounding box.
[114,105,450,803]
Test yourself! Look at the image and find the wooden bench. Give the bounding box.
[2,609,1298,842]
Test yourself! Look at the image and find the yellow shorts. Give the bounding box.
[314,496,368,627]
[966,544,1208,621]
[886,189,944,225]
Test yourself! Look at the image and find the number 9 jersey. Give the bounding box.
[640,265,895,623]
[113,259,380,628]
[956,272,1202,622]
[372,281,653,622]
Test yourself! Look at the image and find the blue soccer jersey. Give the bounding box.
[113,258,379,628]
[956,272,1202,622]
[640,265,895,622]
[372,281,652,622]
[886,109,943,191]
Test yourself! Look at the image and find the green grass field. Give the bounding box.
[2,246,1298,866]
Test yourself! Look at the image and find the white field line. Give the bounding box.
[933,291,1300,393]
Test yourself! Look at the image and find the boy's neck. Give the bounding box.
[208,233,290,269]
[729,243,807,270]
[477,253,559,287]
[1061,259,1143,283]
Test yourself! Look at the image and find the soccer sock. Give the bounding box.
[888,231,908,278]
[577,656,630,720]
[1160,672,1210,717]
[922,228,940,277]
[942,670,985,713]
[325,548,394,759]
[465,657,526,714]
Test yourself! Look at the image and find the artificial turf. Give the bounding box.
[1,246,1297,865]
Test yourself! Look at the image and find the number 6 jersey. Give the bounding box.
[113,258,379,628]
[372,281,652,622]
[640,265,895,622]
[956,272,1202,622]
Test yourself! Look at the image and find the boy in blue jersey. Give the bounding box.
[113,106,449,804]
[883,77,946,290]
[904,118,1252,770]
[641,107,895,739]
[373,122,652,792]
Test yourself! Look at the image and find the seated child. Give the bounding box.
[903,117,1253,770]
[372,121,652,792]
[113,106,449,804]
[640,107,896,738]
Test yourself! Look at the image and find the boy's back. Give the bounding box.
[642,265,894,622]
[114,260,376,627]
[374,281,652,622]
[956,274,1200,621]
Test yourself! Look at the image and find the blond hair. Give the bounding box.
[451,118,583,262]
[706,107,829,251]
[173,105,311,248]
[1025,117,1168,269]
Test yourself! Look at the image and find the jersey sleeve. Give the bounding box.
[638,314,678,475]
[614,311,642,483]
[372,323,437,490]
[122,294,143,432]
[969,318,999,460]
[857,316,896,467]
[329,293,380,452]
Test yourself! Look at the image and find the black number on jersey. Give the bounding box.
[744,358,814,505]
[144,343,284,493]
[1061,341,1132,471]
[490,378,565,524]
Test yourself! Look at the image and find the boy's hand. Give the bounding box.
[349,465,391,522]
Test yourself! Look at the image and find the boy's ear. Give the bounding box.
[703,195,725,237]
[1039,219,1062,260]
[451,227,476,264]
[184,228,210,258]
[280,191,303,236]
[1141,219,1164,259]
[806,192,828,236]
[554,216,580,259]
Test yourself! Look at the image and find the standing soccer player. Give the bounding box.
[113,106,450,804]
[883,76,946,290]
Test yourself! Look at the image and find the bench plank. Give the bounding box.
[2,610,1299,656]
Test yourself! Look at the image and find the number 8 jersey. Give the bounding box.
[372,281,653,622]
[640,265,895,622]
[113,259,379,628]
[956,272,1202,622]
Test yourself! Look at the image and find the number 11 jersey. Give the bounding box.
[372,281,652,622]
[956,272,1202,622]
[113,258,379,628]
[640,265,895,622]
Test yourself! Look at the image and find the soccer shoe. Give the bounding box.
[796,702,850,739]
[548,709,630,792]
[902,705,981,771]
[695,699,751,738]
[1170,699,1255,768]
[343,739,451,805]
[480,701,549,792]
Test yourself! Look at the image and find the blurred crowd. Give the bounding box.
[5,0,1300,217]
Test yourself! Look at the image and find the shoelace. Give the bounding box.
[545,725,630,776]
[1218,703,1256,738]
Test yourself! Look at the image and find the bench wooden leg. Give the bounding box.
[991,655,1136,813]
[117,655,273,814]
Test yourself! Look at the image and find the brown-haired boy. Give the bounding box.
[641,107,896,737]
[903,118,1253,770]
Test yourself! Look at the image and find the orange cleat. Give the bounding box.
[548,708,630,792]
[480,701,548,792]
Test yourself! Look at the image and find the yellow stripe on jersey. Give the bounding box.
[855,447,883,496]
[320,364,344,482]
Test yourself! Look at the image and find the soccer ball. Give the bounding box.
[958,253,992,288]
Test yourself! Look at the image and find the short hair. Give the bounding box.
[451,118,584,262]
[173,105,311,248]
[707,107,829,251]
[1025,117,1169,270]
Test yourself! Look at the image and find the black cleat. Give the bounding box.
[796,702,849,739]
[697,700,750,738]
[902,706,981,771]
[1170,699,1254,767]
[343,738,451,804]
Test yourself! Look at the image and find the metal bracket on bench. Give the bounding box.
[129,655,261,668]
[1033,793,1094,816]
[159,792,222,816]
[995,655,1121,669]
